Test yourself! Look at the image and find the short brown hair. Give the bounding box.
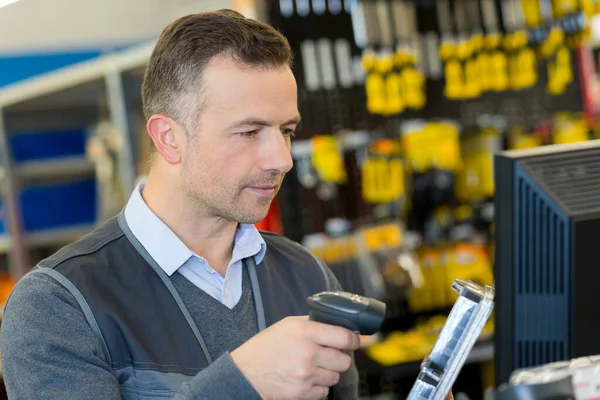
[142,9,294,133]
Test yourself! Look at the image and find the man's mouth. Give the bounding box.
[247,185,279,197]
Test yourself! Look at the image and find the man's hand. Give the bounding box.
[231,316,360,400]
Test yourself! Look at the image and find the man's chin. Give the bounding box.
[235,206,272,225]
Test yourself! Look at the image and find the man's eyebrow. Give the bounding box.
[227,116,302,130]
[284,115,302,126]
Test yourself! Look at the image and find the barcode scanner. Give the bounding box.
[306,291,386,335]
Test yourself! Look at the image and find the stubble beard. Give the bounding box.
[181,171,282,224]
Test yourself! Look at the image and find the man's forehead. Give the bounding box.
[201,67,297,106]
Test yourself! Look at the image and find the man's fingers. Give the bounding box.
[311,367,341,387]
[308,322,360,351]
[305,385,330,400]
[314,347,352,372]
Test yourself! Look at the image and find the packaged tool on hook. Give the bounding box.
[407,279,495,400]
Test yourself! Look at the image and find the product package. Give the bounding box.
[406,279,495,400]
[495,354,600,400]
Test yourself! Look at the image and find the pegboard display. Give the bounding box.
[270,0,588,242]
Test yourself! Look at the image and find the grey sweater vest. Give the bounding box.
[21,213,357,399]
[170,269,258,362]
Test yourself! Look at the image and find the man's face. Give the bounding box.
[180,55,298,224]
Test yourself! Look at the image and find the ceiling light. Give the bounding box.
[0,0,21,9]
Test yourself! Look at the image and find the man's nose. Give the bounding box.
[261,130,293,173]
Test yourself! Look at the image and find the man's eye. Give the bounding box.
[282,129,296,138]
[241,130,259,137]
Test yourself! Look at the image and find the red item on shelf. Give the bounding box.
[576,45,600,124]
[255,196,284,234]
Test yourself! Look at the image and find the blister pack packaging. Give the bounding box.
[493,355,600,400]
[407,279,495,400]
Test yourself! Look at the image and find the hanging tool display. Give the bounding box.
[354,0,388,115]
[312,0,326,16]
[508,125,543,149]
[297,0,311,16]
[288,130,373,238]
[278,0,294,17]
[299,39,325,135]
[519,0,570,95]
[363,50,390,114]
[554,0,590,47]
[354,0,425,115]
[350,0,381,49]
[362,51,425,116]
[455,0,480,99]
[268,2,600,396]
[445,206,495,300]
[330,0,344,15]
[298,34,369,133]
[546,0,580,95]
[278,0,353,17]
[393,0,426,110]
[311,135,348,188]
[551,112,591,144]
[455,125,503,203]
[321,37,352,130]
[361,139,406,207]
[307,134,348,203]
[406,203,494,314]
[463,0,485,99]
[547,49,572,97]
[308,221,411,301]
[271,0,376,139]
[349,0,369,49]
[481,0,510,92]
[499,0,535,90]
[518,0,600,96]
[400,120,462,224]
[521,0,551,50]
[437,0,465,100]
[415,207,453,310]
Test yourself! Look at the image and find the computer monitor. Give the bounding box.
[493,140,600,386]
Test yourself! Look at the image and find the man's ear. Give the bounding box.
[147,115,182,164]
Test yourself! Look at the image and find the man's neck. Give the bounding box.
[141,172,237,276]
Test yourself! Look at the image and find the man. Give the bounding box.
[0,10,361,400]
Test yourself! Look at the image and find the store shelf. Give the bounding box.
[291,130,370,159]
[0,236,11,254]
[0,224,96,254]
[0,41,155,110]
[467,340,495,364]
[355,340,495,380]
[27,224,95,248]
[0,40,148,283]
[15,157,95,181]
[385,340,494,378]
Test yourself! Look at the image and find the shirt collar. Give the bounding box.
[123,182,267,276]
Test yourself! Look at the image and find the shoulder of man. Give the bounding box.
[258,231,341,292]
[27,217,131,295]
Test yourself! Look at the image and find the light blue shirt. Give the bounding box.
[124,182,267,309]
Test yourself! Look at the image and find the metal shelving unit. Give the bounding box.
[0,41,156,281]
[15,156,96,181]
[0,0,267,283]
